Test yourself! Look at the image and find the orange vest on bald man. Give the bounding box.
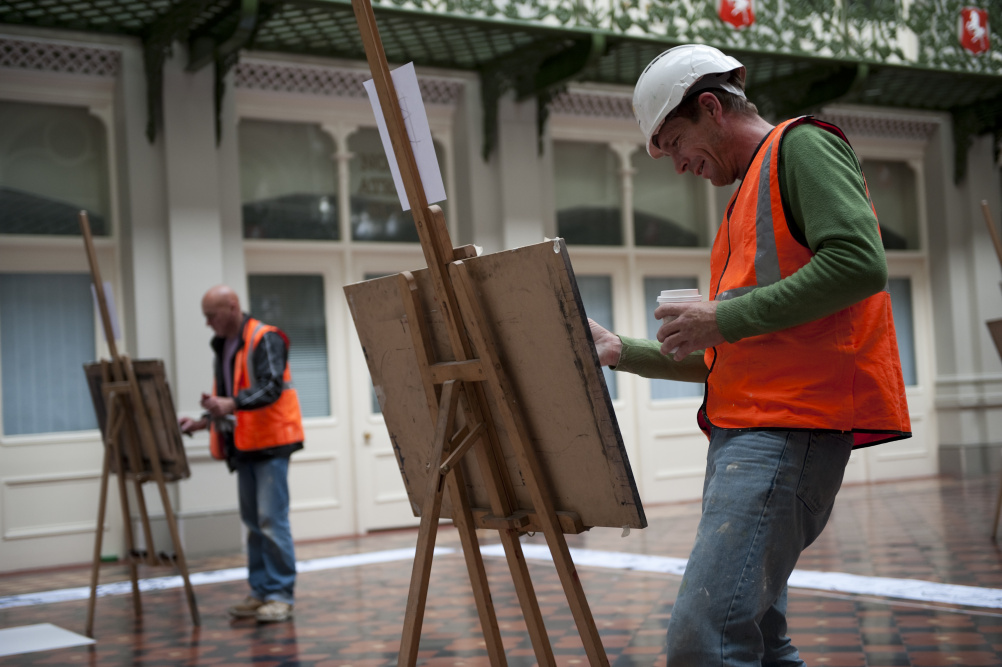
[209,317,304,460]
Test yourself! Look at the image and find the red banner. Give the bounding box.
[959,7,990,54]
[718,0,755,29]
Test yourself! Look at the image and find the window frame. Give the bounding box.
[0,59,121,444]
[233,63,458,249]
[550,114,717,249]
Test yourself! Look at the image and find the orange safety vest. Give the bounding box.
[210,317,305,460]
[701,116,911,448]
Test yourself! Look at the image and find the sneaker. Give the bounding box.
[228,595,264,618]
[255,600,293,623]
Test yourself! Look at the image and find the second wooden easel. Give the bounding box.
[79,211,199,637]
[347,1,634,664]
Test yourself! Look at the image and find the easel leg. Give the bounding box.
[399,381,460,667]
[85,444,112,638]
[446,466,507,665]
[496,529,556,666]
[450,261,608,666]
[109,418,142,619]
[543,532,609,666]
[153,478,201,625]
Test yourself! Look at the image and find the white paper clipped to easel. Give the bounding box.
[363,62,446,211]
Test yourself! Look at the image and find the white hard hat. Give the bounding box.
[633,44,746,158]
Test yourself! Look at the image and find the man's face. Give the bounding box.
[202,296,240,339]
[653,103,737,187]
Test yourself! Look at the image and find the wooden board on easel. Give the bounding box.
[345,240,645,531]
[83,358,189,482]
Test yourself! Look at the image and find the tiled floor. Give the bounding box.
[3,474,1002,666]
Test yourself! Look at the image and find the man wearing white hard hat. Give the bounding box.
[589,44,911,665]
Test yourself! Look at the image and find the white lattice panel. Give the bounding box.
[235,60,463,106]
[550,90,633,120]
[817,111,940,141]
[0,37,120,77]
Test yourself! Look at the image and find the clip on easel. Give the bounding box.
[346,1,645,664]
[79,211,200,636]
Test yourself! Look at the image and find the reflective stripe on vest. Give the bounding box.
[703,116,911,448]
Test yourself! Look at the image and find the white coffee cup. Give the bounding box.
[656,289,702,354]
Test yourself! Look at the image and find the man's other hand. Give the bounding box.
[655,300,725,361]
[200,394,236,418]
[588,318,623,367]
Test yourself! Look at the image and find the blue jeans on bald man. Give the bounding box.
[237,456,296,605]
[665,428,853,667]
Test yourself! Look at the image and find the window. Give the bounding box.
[239,120,339,240]
[0,273,98,435]
[349,128,446,243]
[576,275,617,400]
[632,151,705,247]
[888,277,917,386]
[553,140,708,248]
[643,276,703,400]
[0,100,111,236]
[861,159,919,251]
[554,141,622,245]
[247,275,330,418]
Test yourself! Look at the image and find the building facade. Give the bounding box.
[1,0,1001,572]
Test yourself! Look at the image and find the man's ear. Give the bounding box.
[697,91,723,123]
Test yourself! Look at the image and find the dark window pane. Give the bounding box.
[248,275,330,418]
[0,101,110,236]
[633,150,705,247]
[862,159,919,251]
[555,141,622,246]
[239,120,339,240]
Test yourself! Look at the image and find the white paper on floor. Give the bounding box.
[0,623,95,657]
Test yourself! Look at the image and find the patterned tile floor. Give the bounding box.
[3,474,1002,666]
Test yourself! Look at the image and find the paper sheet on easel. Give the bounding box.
[363,62,446,211]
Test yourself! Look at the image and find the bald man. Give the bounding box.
[180,285,304,623]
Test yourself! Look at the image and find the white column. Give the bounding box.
[218,67,247,300]
[497,92,548,250]
[115,43,173,369]
[161,47,226,412]
[452,75,503,252]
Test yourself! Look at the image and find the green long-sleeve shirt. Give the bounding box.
[615,121,888,383]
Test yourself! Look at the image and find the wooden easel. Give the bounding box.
[79,211,200,636]
[347,2,639,664]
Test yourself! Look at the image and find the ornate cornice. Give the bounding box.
[549,90,633,120]
[234,59,464,106]
[0,36,120,78]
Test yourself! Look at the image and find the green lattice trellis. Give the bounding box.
[1,0,999,177]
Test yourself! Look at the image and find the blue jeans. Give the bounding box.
[665,429,853,667]
[236,456,296,605]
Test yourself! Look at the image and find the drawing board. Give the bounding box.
[83,358,190,482]
[345,238,645,530]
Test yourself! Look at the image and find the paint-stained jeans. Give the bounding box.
[237,456,296,605]
[665,429,853,667]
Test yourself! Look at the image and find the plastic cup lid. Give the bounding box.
[659,289,699,298]
[657,296,702,303]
